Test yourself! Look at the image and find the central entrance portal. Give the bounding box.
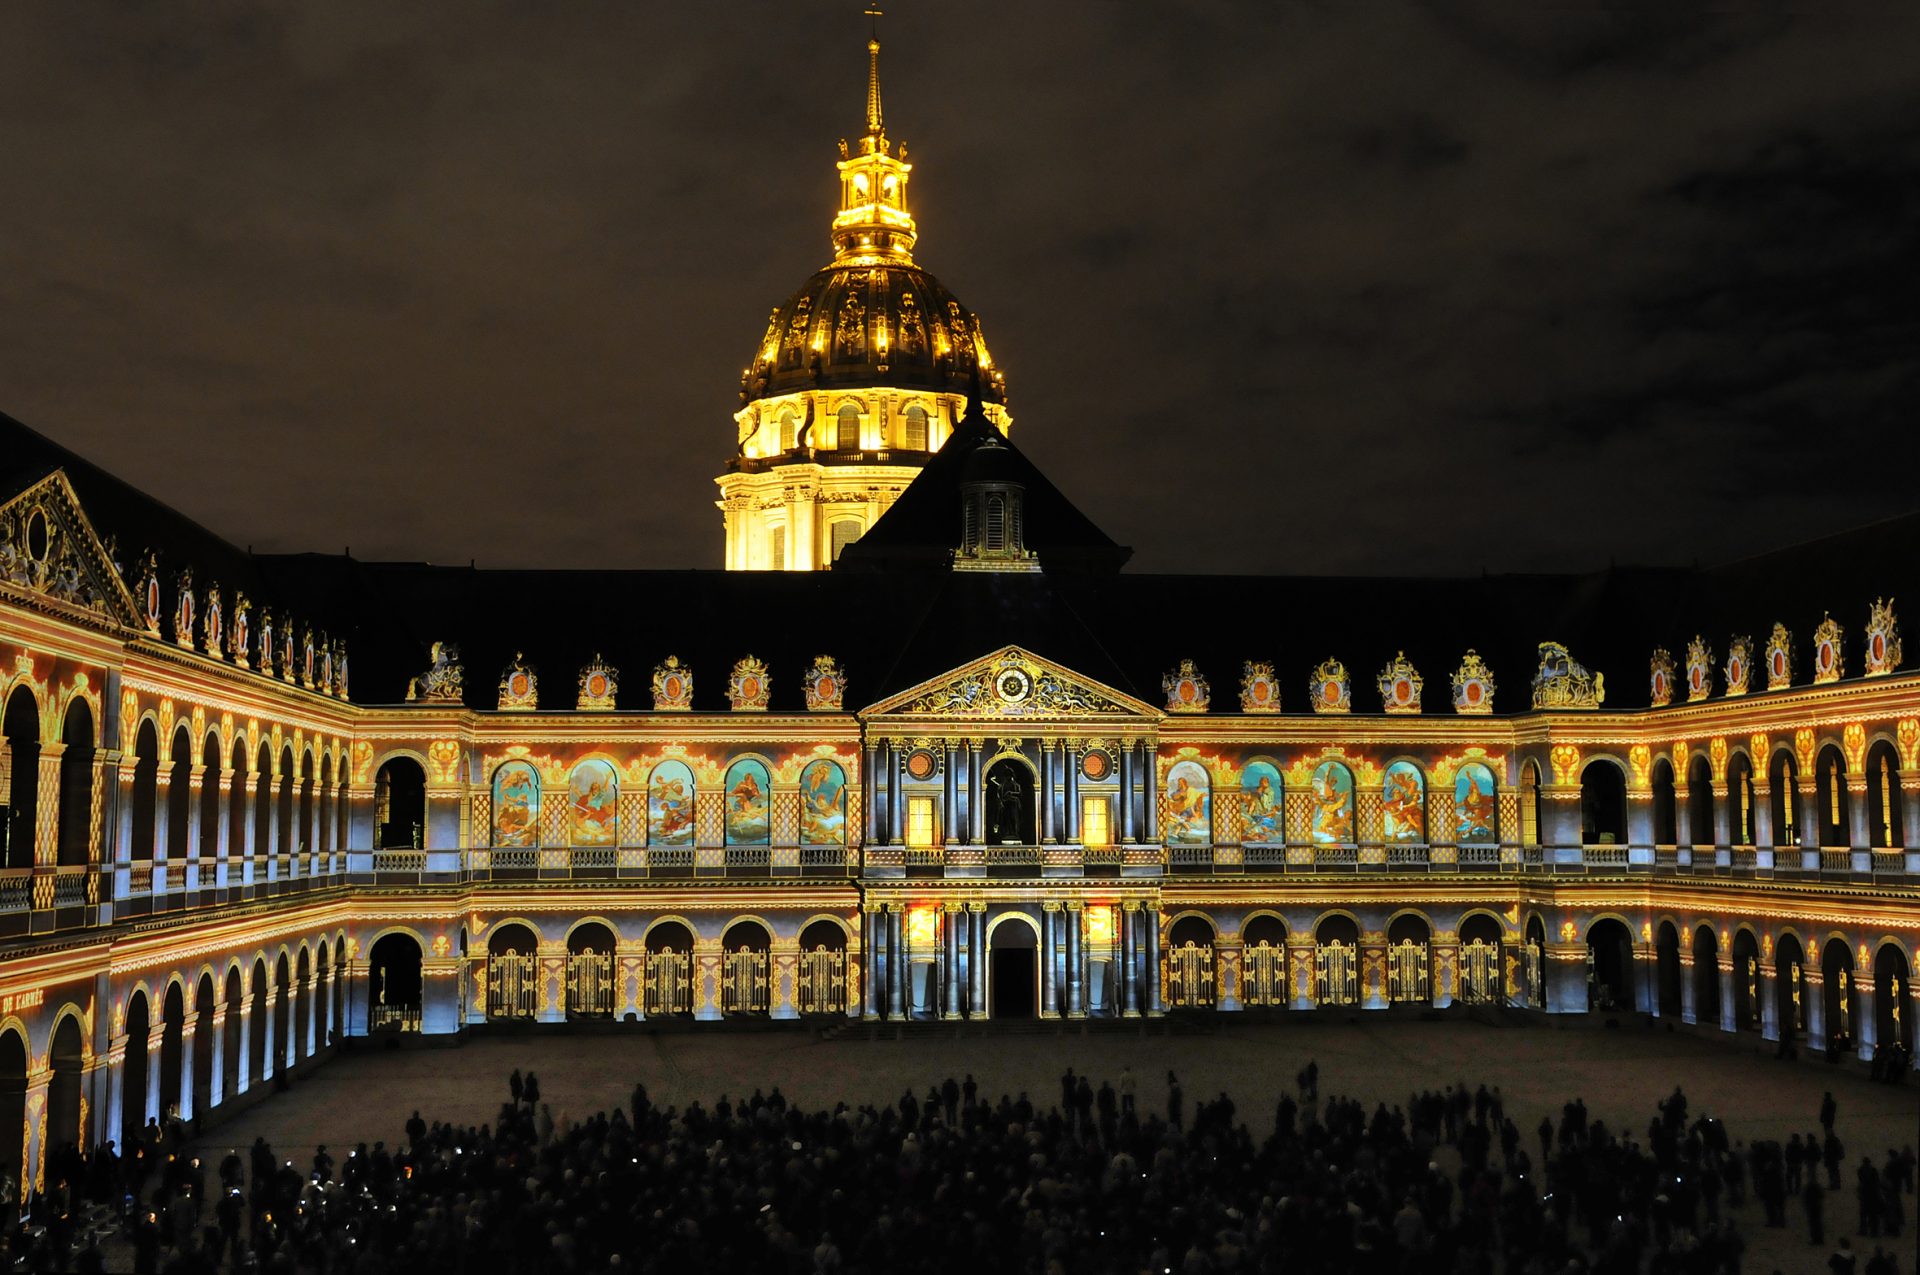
[989,917,1038,1018]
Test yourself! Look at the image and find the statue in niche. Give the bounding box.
[990,768,1026,843]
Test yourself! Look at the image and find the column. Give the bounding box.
[1119,901,1136,1017]
[1679,950,1697,1024]
[143,1021,162,1126]
[324,961,340,1048]
[887,905,904,1019]
[102,1036,128,1150]
[213,769,233,890]
[1040,905,1059,1018]
[969,905,987,1017]
[1119,743,1136,843]
[33,744,64,867]
[1144,906,1164,1015]
[1760,965,1780,1042]
[184,764,207,892]
[1910,982,1920,1072]
[1797,780,1820,852]
[235,998,252,1094]
[241,773,260,887]
[1718,956,1737,1032]
[1804,967,1826,1053]
[1856,974,1878,1061]
[888,743,905,847]
[862,907,881,1019]
[1903,778,1920,852]
[1634,943,1656,1015]
[259,991,276,1081]
[1064,742,1081,843]
[151,771,171,892]
[1143,750,1159,843]
[942,906,961,1019]
[1065,901,1084,1018]
[942,743,958,844]
[1040,744,1055,843]
[969,743,985,844]
[1752,782,1774,849]
[177,1012,197,1121]
[207,1008,226,1109]
[23,1068,48,1199]
[1848,780,1872,852]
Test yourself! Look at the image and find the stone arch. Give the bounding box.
[1872,939,1912,1060]
[1654,919,1682,1015]
[374,755,427,850]
[1585,915,1636,1012]
[0,1025,26,1202]
[44,1010,84,1164]
[1774,929,1808,1040]
[1691,923,1722,1025]
[368,931,424,1030]
[1380,759,1428,844]
[191,971,216,1116]
[1730,925,1763,1031]
[1865,738,1904,849]
[1685,754,1715,848]
[1579,755,1627,845]
[1726,748,1757,846]
[985,910,1041,1019]
[2,685,41,870]
[1651,756,1678,846]
[1815,744,1849,847]
[984,752,1039,844]
[54,696,95,867]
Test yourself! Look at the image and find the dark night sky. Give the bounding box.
[1,3,1917,576]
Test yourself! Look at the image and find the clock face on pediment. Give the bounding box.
[868,645,1157,721]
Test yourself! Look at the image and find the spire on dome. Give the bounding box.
[832,9,916,263]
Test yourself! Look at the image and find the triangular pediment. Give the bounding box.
[0,471,144,629]
[862,645,1159,720]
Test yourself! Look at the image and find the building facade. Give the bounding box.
[0,29,1915,1211]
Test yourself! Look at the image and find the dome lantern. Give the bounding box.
[832,28,917,265]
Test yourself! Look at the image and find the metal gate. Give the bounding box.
[1459,938,1501,1005]
[796,945,845,1015]
[1242,940,1287,1007]
[487,952,538,1020]
[566,951,614,1018]
[722,947,770,1014]
[643,950,693,1017]
[1387,939,1430,1004]
[1163,941,1215,1008]
[1316,941,1358,1007]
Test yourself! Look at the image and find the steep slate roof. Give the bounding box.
[4,405,1917,714]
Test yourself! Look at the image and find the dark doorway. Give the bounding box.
[990,920,1037,1018]
[985,757,1036,844]
[1587,918,1634,1012]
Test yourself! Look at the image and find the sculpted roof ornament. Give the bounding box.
[407,642,464,703]
[1684,636,1713,703]
[495,653,536,711]
[1450,650,1495,715]
[1163,660,1210,714]
[894,647,1142,719]
[0,473,143,627]
[1238,661,1280,714]
[577,653,618,711]
[1532,641,1604,710]
[1309,658,1351,715]
[729,655,772,712]
[803,655,847,712]
[172,567,195,648]
[1812,613,1844,684]
[1765,623,1794,690]
[229,591,251,667]
[1865,597,1901,676]
[652,656,694,712]
[1724,635,1754,698]
[1376,651,1422,715]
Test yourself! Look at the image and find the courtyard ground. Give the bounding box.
[184,1016,1920,1273]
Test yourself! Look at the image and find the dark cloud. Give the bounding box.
[0,1,1914,576]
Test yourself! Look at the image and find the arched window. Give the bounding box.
[491,761,540,848]
[1520,761,1541,846]
[1580,759,1627,845]
[904,404,929,449]
[723,759,771,845]
[568,760,618,845]
[1309,761,1355,845]
[168,726,193,864]
[1164,760,1211,846]
[226,741,247,862]
[368,933,423,1032]
[253,743,272,858]
[198,734,221,863]
[1866,740,1904,849]
[1686,755,1714,848]
[985,494,1006,551]
[779,409,798,451]
[3,688,39,870]
[1727,752,1757,846]
[1454,762,1496,844]
[375,759,426,849]
[1815,746,1848,847]
[130,720,159,865]
[1241,761,1283,844]
[1387,914,1432,1004]
[56,699,95,867]
[1381,761,1425,843]
[829,519,861,563]
[1769,750,1798,848]
[647,761,695,846]
[799,760,847,844]
[836,403,860,451]
[768,524,786,570]
[1651,758,1677,846]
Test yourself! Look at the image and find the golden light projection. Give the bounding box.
[906,906,938,951]
[1084,904,1115,947]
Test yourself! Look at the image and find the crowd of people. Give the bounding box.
[2,1062,1914,1274]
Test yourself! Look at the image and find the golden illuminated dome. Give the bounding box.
[717,20,1013,572]
[737,29,1007,411]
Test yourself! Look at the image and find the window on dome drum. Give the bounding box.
[906,796,937,849]
[904,404,928,449]
[769,525,786,570]
[829,520,861,562]
[986,495,1006,551]
[1080,796,1111,848]
[780,409,798,451]
[836,404,860,450]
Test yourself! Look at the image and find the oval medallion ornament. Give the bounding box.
[905,749,937,781]
[1309,657,1351,715]
[803,655,847,711]
[1161,660,1210,713]
[576,653,618,710]
[1864,597,1901,677]
[652,655,695,711]
[1375,651,1422,715]
[497,652,538,711]
[1450,650,1495,715]
[727,655,770,711]
[1237,661,1280,713]
[1081,749,1111,781]
[1812,614,1843,684]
